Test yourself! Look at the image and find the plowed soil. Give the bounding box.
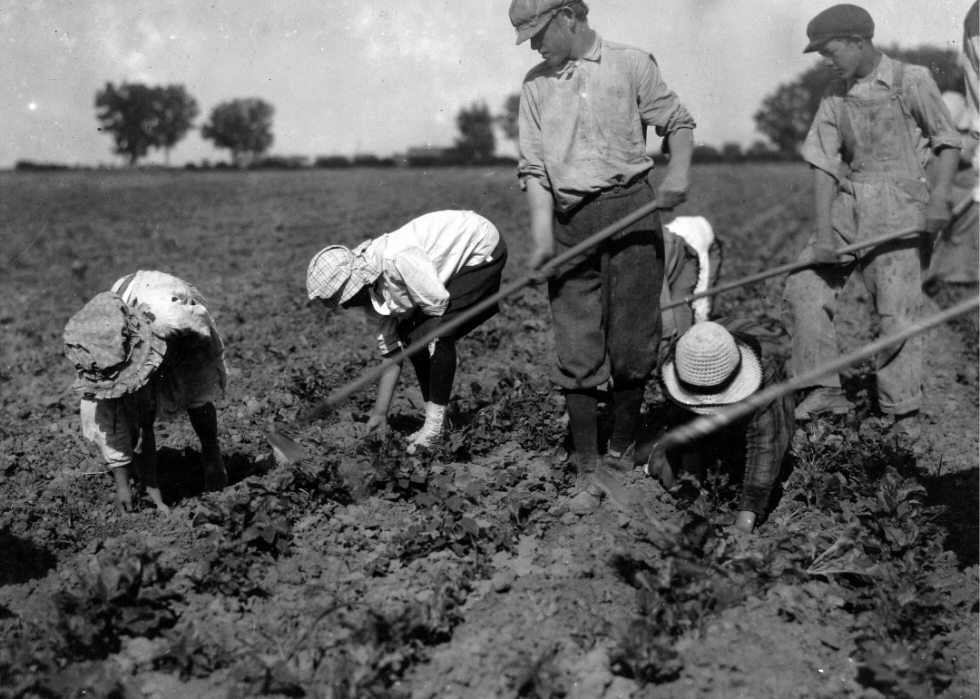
[1,164,976,699]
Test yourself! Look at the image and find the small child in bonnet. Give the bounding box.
[64,270,228,513]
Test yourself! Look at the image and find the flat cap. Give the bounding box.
[509,0,576,45]
[804,4,874,53]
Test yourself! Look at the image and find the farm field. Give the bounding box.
[0,164,977,699]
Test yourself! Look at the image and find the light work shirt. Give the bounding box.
[359,210,500,355]
[965,2,979,138]
[802,52,963,181]
[517,32,695,213]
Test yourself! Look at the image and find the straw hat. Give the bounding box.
[306,243,382,307]
[661,322,763,415]
[63,292,168,400]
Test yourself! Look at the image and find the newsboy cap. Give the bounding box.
[803,4,874,53]
[509,0,577,45]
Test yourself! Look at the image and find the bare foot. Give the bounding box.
[145,486,171,515]
[113,467,134,513]
[114,482,134,513]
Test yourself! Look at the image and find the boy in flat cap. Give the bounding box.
[307,210,506,452]
[64,271,228,514]
[782,3,962,438]
[510,0,696,487]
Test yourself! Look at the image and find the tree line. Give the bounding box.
[95,83,274,167]
[90,44,961,168]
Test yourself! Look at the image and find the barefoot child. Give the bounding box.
[306,210,507,452]
[63,271,228,513]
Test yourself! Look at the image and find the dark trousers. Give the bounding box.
[398,238,508,405]
[548,180,664,390]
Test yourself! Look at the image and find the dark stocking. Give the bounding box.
[408,349,432,403]
[566,389,599,459]
[427,338,457,406]
[610,379,644,454]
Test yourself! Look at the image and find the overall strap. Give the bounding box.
[887,59,926,178]
[889,60,907,114]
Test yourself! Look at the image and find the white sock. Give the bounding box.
[407,402,447,451]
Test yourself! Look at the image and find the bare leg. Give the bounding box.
[188,403,227,492]
[112,465,135,513]
[133,421,169,513]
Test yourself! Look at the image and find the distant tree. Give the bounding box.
[497,93,520,142]
[455,101,496,162]
[155,85,199,166]
[721,142,744,162]
[314,155,351,169]
[95,82,198,166]
[753,64,828,155]
[201,98,275,167]
[95,82,161,166]
[754,45,964,154]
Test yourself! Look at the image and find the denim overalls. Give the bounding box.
[783,62,929,415]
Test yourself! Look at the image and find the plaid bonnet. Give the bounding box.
[306,242,382,306]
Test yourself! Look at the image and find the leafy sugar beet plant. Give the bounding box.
[608,510,757,685]
[188,460,352,599]
[438,370,567,459]
[363,439,521,572]
[54,551,180,661]
[610,421,963,693]
[764,425,959,696]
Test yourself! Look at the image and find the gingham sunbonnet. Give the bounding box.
[63,292,168,400]
[306,243,382,306]
[661,321,763,415]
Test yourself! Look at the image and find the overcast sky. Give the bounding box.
[1,0,972,167]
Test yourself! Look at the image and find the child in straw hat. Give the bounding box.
[307,210,507,452]
[652,318,795,533]
[64,271,228,513]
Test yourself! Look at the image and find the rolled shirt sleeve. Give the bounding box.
[364,309,402,356]
[802,96,846,180]
[636,53,696,137]
[904,65,964,152]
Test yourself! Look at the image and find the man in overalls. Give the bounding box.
[782,4,962,439]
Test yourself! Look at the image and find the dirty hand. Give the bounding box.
[364,413,388,440]
[925,197,952,234]
[527,243,555,275]
[654,183,688,211]
[644,442,675,490]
